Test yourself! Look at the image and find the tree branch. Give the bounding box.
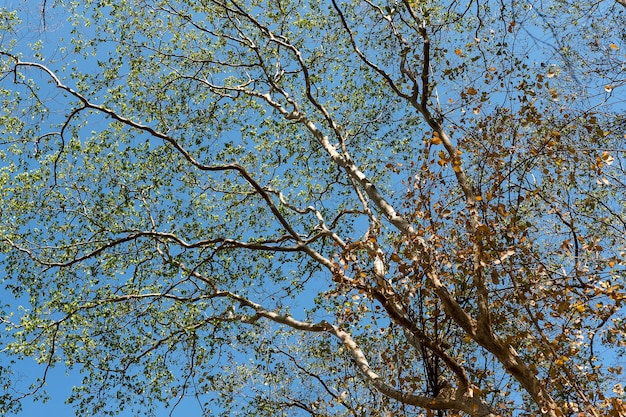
[224,291,497,416]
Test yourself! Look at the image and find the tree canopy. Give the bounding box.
[1,0,625,416]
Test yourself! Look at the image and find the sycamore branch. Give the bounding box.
[331,0,414,101]
[4,232,302,268]
[36,284,495,415]
[0,15,554,415]
[224,291,497,416]
[175,10,492,410]
[316,3,566,416]
[2,54,317,246]
[367,287,470,392]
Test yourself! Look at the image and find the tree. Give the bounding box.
[0,0,625,415]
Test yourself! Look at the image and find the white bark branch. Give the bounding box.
[224,291,497,416]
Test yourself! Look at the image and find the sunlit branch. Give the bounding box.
[265,187,348,247]
[2,56,321,246]
[224,291,497,415]
[399,0,432,109]
[221,0,381,222]
[312,5,571,415]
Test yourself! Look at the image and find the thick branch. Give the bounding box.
[225,292,497,416]
[318,5,564,415]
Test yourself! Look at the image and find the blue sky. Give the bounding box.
[0,2,205,415]
[1,0,625,416]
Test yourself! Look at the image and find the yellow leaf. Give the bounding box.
[431,136,442,145]
[455,48,463,55]
[467,87,478,95]
[602,151,615,165]
[610,43,620,50]
[475,195,482,201]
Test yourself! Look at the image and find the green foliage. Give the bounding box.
[0,0,625,416]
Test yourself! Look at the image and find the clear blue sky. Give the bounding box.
[2,0,624,416]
